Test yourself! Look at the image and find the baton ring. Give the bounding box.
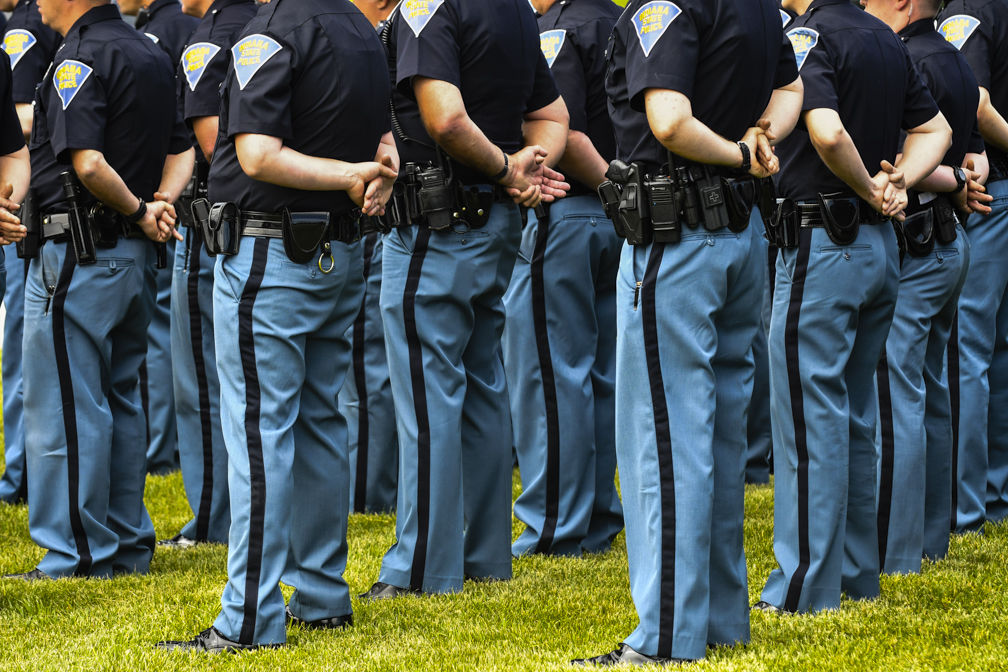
[318,251,335,274]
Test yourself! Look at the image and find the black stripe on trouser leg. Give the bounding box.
[238,239,269,646]
[783,230,813,613]
[640,244,676,658]
[139,360,151,448]
[51,244,93,576]
[875,353,896,567]
[352,233,378,512]
[530,217,561,553]
[405,227,433,592]
[188,238,215,540]
[948,312,960,532]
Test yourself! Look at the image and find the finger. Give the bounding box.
[880,160,895,174]
[0,183,13,200]
[965,158,975,172]
[970,202,993,215]
[0,198,20,212]
[379,165,398,180]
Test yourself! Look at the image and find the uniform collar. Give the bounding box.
[899,17,938,39]
[208,0,252,14]
[146,0,180,18]
[806,0,852,13]
[541,0,571,30]
[66,3,122,36]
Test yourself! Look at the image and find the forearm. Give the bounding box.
[978,87,1008,154]
[192,116,219,163]
[966,151,989,184]
[810,128,876,202]
[557,130,609,189]
[645,89,743,167]
[759,79,804,144]
[914,165,957,194]
[522,119,568,169]
[428,112,509,178]
[15,103,32,143]
[158,149,195,203]
[236,134,363,192]
[375,131,399,171]
[896,126,952,189]
[0,147,31,203]
[71,149,144,214]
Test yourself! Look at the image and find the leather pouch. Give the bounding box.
[282,209,329,264]
[206,201,240,257]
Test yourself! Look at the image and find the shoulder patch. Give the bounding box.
[3,29,38,69]
[231,34,283,91]
[787,27,819,71]
[780,9,791,28]
[632,1,682,59]
[145,33,160,44]
[400,0,446,38]
[938,15,981,50]
[52,60,93,110]
[182,42,221,91]
[540,29,567,68]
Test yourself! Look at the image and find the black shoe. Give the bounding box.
[158,533,198,549]
[572,643,681,667]
[751,600,784,614]
[285,606,353,630]
[358,581,415,601]
[156,627,281,653]
[3,568,50,581]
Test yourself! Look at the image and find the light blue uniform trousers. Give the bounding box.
[0,243,26,503]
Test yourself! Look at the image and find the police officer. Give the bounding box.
[119,0,199,478]
[160,0,256,548]
[364,0,569,598]
[573,0,801,665]
[502,0,624,557]
[863,0,990,573]
[158,0,396,651]
[0,0,59,505]
[0,36,30,304]
[340,0,400,514]
[756,0,950,614]
[6,0,190,580]
[936,0,1008,533]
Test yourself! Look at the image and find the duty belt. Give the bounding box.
[795,199,886,227]
[239,210,361,244]
[41,212,146,243]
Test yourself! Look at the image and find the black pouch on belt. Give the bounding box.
[88,203,123,248]
[770,198,800,249]
[722,177,756,233]
[16,189,41,260]
[932,197,957,245]
[458,189,493,229]
[281,209,330,264]
[206,202,240,256]
[901,209,935,257]
[818,193,859,245]
[693,170,731,232]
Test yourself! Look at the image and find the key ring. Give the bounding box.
[318,241,335,274]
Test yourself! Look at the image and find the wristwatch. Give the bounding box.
[953,166,968,193]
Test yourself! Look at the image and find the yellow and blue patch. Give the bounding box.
[632,1,681,59]
[2,29,37,70]
[787,27,819,71]
[181,42,221,92]
[231,34,283,91]
[938,15,981,50]
[780,9,791,28]
[52,60,93,110]
[540,29,567,68]
[401,0,446,38]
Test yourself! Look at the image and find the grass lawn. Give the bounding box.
[1,465,1007,671]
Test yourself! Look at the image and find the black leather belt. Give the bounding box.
[796,199,886,227]
[239,209,361,244]
[41,213,146,243]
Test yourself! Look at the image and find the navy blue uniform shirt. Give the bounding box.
[138,0,200,64]
[900,19,983,170]
[938,0,1008,169]
[606,0,798,174]
[538,0,621,194]
[208,0,390,215]
[0,50,26,155]
[390,0,560,186]
[180,0,256,125]
[29,4,187,212]
[776,0,938,202]
[2,0,61,104]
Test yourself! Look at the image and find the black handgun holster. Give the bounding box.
[769,198,800,250]
[206,202,240,257]
[16,189,41,260]
[722,177,757,233]
[901,208,935,258]
[281,209,329,264]
[932,197,958,245]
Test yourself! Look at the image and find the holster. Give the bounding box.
[88,203,125,248]
[818,193,859,246]
[722,177,757,232]
[457,188,493,230]
[416,165,454,231]
[646,176,680,244]
[281,209,329,264]
[16,189,41,260]
[692,169,731,232]
[932,196,958,245]
[900,208,935,258]
[768,198,800,250]
[756,177,777,231]
[60,171,97,265]
[205,202,240,256]
[597,179,625,237]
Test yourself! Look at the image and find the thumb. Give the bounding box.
[965,158,975,172]
[0,183,12,199]
[757,119,772,131]
[880,160,895,174]
[379,164,398,180]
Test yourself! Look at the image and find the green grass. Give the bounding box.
[1,469,1007,671]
